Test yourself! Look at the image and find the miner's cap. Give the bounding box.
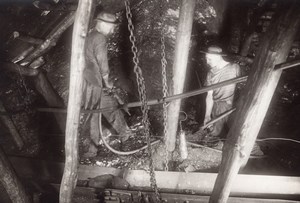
[95,12,118,24]
[200,46,227,56]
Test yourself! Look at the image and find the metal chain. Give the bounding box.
[124,1,161,202]
[161,32,169,172]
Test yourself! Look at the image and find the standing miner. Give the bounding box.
[82,11,131,158]
[202,46,241,144]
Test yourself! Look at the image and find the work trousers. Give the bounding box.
[211,100,233,138]
[83,83,128,146]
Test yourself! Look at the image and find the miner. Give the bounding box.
[82,11,131,158]
[202,46,241,143]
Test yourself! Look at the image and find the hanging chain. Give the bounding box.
[161,29,169,172]
[124,0,161,202]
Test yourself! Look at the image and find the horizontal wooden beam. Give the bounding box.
[49,185,300,203]
[15,34,44,45]
[1,62,40,76]
[8,156,300,199]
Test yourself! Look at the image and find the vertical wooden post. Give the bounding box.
[33,72,66,132]
[209,2,300,203]
[0,102,24,149]
[166,0,196,152]
[59,1,94,202]
[0,147,31,203]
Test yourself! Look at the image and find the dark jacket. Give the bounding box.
[84,30,109,87]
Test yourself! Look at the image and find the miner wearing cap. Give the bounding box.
[82,11,131,157]
[202,46,241,143]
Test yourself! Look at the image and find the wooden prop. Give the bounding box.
[59,1,94,202]
[0,147,30,203]
[1,62,40,77]
[165,0,196,152]
[20,11,75,66]
[0,102,24,149]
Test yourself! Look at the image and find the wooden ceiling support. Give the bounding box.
[59,0,94,202]
[166,0,196,152]
[0,148,30,202]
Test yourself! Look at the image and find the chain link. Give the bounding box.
[160,1,169,172]
[161,32,169,172]
[124,1,161,202]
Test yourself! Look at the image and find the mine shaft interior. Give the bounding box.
[0,0,300,202]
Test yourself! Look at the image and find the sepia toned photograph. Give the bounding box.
[0,0,299,202]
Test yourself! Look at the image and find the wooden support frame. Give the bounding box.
[34,71,66,132]
[7,12,77,133]
[15,33,43,45]
[0,149,30,202]
[1,62,40,77]
[59,0,94,202]
[52,186,300,203]
[7,156,300,200]
[165,0,196,152]
[210,2,300,203]
[0,102,24,149]
[20,12,75,66]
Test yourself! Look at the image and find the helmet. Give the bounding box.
[95,11,117,24]
[200,45,226,56]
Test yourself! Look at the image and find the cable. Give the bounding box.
[186,137,300,159]
[257,137,300,144]
[99,113,300,158]
[186,141,267,159]
[99,113,161,156]
[187,141,222,153]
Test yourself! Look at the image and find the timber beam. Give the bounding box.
[166,0,196,152]
[0,149,30,202]
[1,62,40,77]
[7,156,300,200]
[0,102,24,150]
[59,1,94,202]
[19,11,75,66]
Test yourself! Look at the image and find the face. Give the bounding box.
[205,53,220,69]
[96,21,116,35]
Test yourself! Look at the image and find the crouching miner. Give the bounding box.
[202,46,241,145]
[82,11,131,158]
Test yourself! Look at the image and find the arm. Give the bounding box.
[204,90,213,125]
[94,39,113,88]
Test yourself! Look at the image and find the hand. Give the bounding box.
[103,74,114,89]
[203,115,211,125]
[105,80,114,89]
